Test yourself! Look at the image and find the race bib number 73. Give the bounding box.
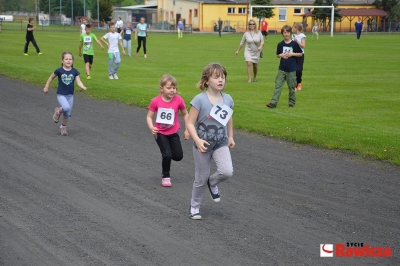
[210,102,233,126]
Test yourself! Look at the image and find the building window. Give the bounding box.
[279,8,286,21]
[294,8,302,14]
[238,8,246,14]
[228,7,236,14]
[194,9,198,17]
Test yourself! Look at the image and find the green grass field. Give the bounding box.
[0,28,399,164]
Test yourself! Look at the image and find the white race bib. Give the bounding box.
[156,108,175,125]
[210,102,233,126]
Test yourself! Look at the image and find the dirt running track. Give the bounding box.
[0,75,399,266]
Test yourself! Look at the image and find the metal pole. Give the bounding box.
[331,4,334,37]
[49,0,50,24]
[97,0,100,29]
[60,0,62,24]
[84,0,86,18]
[72,0,73,26]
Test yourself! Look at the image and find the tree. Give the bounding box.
[251,0,275,28]
[312,0,341,32]
[374,0,400,21]
[389,4,400,21]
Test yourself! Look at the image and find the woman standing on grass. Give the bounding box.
[235,19,264,83]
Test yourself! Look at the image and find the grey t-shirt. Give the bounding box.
[190,91,234,152]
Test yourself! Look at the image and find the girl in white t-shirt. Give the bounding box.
[292,22,306,91]
[80,17,87,34]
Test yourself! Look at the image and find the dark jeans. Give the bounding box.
[136,36,147,54]
[155,133,183,177]
[356,30,362,40]
[296,54,305,84]
[24,38,40,53]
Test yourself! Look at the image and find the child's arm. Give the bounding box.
[146,110,159,135]
[180,108,190,140]
[95,38,104,50]
[135,27,138,40]
[78,41,83,57]
[75,76,87,91]
[298,37,306,49]
[187,107,209,152]
[227,117,235,149]
[119,39,126,55]
[43,73,56,94]
[100,36,109,48]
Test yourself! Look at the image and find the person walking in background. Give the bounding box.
[79,24,104,80]
[43,51,86,136]
[186,63,235,220]
[121,22,133,56]
[101,22,126,80]
[235,19,264,83]
[80,17,87,34]
[23,18,43,56]
[292,22,306,92]
[312,23,319,40]
[355,17,364,40]
[115,17,123,34]
[266,25,302,109]
[177,18,184,38]
[261,17,269,42]
[135,17,148,58]
[146,74,190,187]
[218,17,223,37]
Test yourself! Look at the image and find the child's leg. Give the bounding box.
[108,53,115,75]
[287,72,297,106]
[123,39,127,52]
[31,38,40,53]
[270,70,286,105]
[191,147,212,209]
[136,38,142,53]
[57,94,74,122]
[155,133,177,178]
[296,55,304,85]
[177,29,180,38]
[113,52,121,74]
[142,37,147,55]
[210,146,233,187]
[127,40,132,56]
[23,39,31,53]
[168,133,183,162]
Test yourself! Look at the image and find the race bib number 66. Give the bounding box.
[156,108,175,125]
[210,102,233,126]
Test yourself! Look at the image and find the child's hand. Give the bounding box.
[151,126,159,135]
[81,86,87,91]
[183,129,190,140]
[228,137,235,149]
[195,139,210,153]
[43,87,48,94]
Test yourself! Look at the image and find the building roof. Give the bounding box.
[303,8,388,17]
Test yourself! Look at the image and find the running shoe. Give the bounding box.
[109,75,114,79]
[60,125,68,136]
[266,103,277,108]
[24,53,28,56]
[161,177,172,187]
[113,73,119,80]
[207,178,220,202]
[38,52,43,55]
[189,206,202,220]
[297,83,302,91]
[53,107,61,123]
[86,75,91,80]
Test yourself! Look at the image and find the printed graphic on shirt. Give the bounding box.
[61,74,74,85]
[83,36,92,51]
[283,46,293,54]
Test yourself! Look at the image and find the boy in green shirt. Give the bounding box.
[78,24,104,79]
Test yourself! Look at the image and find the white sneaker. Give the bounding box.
[189,206,202,220]
[113,73,119,79]
[60,125,68,136]
[144,54,147,58]
[109,75,114,80]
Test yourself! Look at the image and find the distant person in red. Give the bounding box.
[261,17,269,42]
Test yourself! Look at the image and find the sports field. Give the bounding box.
[0,28,399,164]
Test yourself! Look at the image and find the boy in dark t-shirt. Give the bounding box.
[23,18,42,56]
[266,25,302,108]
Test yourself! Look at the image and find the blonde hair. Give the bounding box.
[248,19,259,33]
[294,22,303,33]
[159,74,177,88]
[196,63,227,91]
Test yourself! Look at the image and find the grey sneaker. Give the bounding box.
[60,125,68,136]
[113,73,119,79]
[189,206,202,220]
[53,107,61,123]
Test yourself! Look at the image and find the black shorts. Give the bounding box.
[83,54,93,64]
[261,31,268,36]
[117,28,122,33]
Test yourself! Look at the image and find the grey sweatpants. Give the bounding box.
[108,52,121,75]
[190,146,233,209]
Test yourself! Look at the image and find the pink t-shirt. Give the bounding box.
[148,94,187,135]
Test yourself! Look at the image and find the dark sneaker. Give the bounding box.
[207,178,220,203]
[189,206,202,220]
[289,104,294,108]
[266,103,276,108]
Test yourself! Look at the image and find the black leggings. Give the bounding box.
[296,54,305,84]
[155,133,183,177]
[136,36,147,54]
[24,38,40,53]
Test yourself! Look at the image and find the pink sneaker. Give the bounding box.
[60,125,68,136]
[53,107,61,123]
[161,177,172,187]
